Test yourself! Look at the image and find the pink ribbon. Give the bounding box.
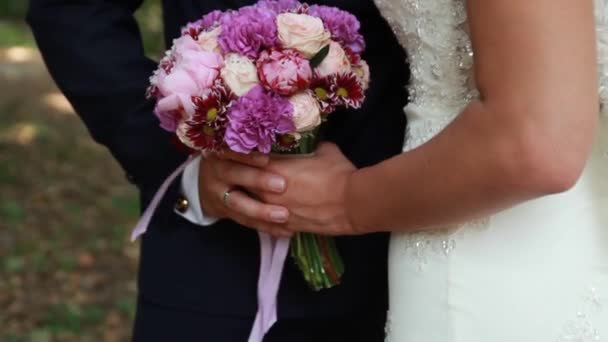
[131,155,196,242]
[131,156,291,342]
[248,233,291,342]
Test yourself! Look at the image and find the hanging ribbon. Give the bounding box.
[131,156,291,342]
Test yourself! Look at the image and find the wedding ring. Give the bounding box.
[222,189,233,206]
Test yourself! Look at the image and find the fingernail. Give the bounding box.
[268,177,286,192]
[270,210,288,223]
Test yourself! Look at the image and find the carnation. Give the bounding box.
[256,0,302,13]
[225,86,295,153]
[218,6,278,59]
[308,5,365,54]
[257,48,313,96]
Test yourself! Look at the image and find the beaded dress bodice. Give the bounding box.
[374,0,608,152]
[372,2,608,341]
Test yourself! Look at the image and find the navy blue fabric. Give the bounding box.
[28,0,409,335]
[133,296,386,341]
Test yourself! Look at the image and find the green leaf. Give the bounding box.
[309,45,331,69]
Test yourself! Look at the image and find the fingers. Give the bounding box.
[230,211,293,237]
[316,142,339,156]
[217,149,269,167]
[224,189,289,224]
[211,158,286,193]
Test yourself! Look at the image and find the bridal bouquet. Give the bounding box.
[146,0,370,291]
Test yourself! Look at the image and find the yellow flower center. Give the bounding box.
[202,125,215,137]
[337,87,348,98]
[206,107,218,121]
[280,134,295,145]
[314,87,329,100]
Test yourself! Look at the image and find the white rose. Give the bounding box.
[197,27,222,53]
[220,54,259,96]
[316,41,352,78]
[277,13,331,58]
[289,92,322,132]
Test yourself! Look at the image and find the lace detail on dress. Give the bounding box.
[384,310,394,342]
[374,0,479,151]
[400,218,489,271]
[596,0,608,115]
[557,286,603,341]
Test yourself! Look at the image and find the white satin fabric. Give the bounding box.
[373,0,608,340]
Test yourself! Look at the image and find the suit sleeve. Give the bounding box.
[27,0,185,190]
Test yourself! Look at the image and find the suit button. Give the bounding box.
[175,196,189,213]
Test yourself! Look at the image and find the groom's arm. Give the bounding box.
[27,0,184,189]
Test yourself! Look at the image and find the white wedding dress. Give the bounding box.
[373,0,608,341]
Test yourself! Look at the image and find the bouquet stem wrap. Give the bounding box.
[249,133,345,341]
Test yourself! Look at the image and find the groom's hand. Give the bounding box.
[198,150,293,237]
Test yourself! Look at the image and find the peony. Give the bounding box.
[257,49,313,96]
[289,92,322,132]
[353,60,371,90]
[171,35,202,57]
[277,13,331,58]
[155,68,200,115]
[154,106,182,132]
[221,54,260,97]
[315,41,351,78]
[154,43,223,117]
[218,7,278,59]
[225,86,295,153]
[307,5,365,54]
[197,26,222,53]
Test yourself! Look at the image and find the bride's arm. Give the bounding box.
[346,0,599,232]
[255,0,600,235]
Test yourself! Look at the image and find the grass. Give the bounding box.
[0,3,167,340]
[0,42,141,342]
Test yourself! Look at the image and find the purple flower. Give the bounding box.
[256,0,302,13]
[218,6,279,58]
[225,86,295,153]
[308,5,365,54]
[181,10,227,39]
[200,10,226,29]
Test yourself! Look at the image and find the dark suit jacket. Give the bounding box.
[28,0,409,319]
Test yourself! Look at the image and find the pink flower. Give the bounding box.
[353,60,370,91]
[171,35,201,57]
[277,13,331,58]
[155,40,223,117]
[315,41,351,78]
[289,91,322,132]
[257,49,313,96]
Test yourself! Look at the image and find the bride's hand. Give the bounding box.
[255,143,360,236]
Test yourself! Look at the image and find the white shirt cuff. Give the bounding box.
[175,154,219,226]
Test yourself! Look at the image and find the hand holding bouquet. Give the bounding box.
[145,0,370,292]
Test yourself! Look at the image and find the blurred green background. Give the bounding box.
[0,1,166,341]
